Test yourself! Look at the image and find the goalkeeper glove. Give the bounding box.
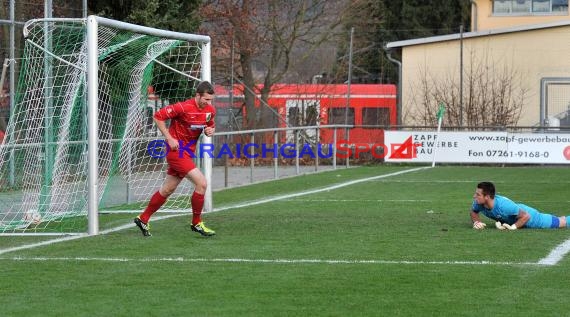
[501,223,517,230]
[495,221,506,230]
[472,221,486,230]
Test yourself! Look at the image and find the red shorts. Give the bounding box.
[166,149,197,178]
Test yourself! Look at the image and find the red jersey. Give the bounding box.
[154,98,216,146]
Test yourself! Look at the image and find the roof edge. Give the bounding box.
[386,19,570,49]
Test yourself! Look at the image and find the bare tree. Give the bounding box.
[201,0,348,129]
[408,49,528,128]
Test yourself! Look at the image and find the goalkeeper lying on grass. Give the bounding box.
[470,181,570,230]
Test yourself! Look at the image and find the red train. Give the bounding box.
[213,83,397,144]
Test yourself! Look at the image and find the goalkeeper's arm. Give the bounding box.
[496,209,531,230]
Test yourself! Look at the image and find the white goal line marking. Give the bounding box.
[0,214,182,256]
[0,256,542,266]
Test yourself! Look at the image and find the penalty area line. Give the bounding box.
[0,256,542,266]
[537,238,570,266]
[103,167,432,214]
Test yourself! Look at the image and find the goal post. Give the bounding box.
[0,16,212,235]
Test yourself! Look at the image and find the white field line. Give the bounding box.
[0,234,89,256]
[282,199,570,203]
[377,180,570,184]
[282,199,433,202]
[537,238,570,266]
[0,214,182,256]
[0,256,541,266]
[210,166,432,213]
[103,198,434,212]
[104,167,433,214]
[0,167,428,256]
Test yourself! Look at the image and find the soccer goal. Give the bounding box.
[0,16,212,235]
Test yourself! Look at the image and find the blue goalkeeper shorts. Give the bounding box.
[520,204,559,229]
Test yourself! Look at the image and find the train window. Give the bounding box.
[286,100,319,127]
[362,107,391,126]
[328,108,354,125]
[288,107,300,126]
[305,102,318,126]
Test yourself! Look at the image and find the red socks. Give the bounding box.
[139,191,167,223]
[139,191,204,225]
[191,192,205,225]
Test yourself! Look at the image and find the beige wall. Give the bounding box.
[401,25,570,126]
[473,0,570,31]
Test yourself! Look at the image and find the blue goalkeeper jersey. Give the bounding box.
[471,195,556,228]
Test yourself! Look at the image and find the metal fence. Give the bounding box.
[1,123,569,213]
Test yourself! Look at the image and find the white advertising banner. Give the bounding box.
[384,131,570,164]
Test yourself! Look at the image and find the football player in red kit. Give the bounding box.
[135,81,216,237]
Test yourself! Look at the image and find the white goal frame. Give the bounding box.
[84,16,212,235]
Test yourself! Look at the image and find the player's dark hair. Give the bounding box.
[196,81,215,95]
[477,181,495,198]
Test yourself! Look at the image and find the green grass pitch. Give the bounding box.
[1,165,570,316]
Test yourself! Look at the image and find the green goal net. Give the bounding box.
[0,17,211,235]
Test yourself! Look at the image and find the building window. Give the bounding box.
[513,0,531,12]
[533,0,551,12]
[494,0,512,13]
[493,0,568,14]
[553,0,569,11]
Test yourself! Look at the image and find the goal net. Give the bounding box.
[0,16,211,235]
